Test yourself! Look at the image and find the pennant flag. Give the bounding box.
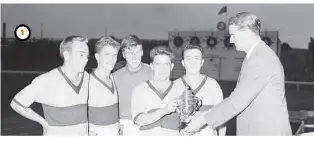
[218,6,227,15]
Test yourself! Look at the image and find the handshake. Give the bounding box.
[179,112,217,136]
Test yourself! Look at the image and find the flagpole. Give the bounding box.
[225,4,228,29]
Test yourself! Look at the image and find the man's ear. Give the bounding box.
[95,53,99,62]
[140,46,144,57]
[201,58,204,67]
[181,60,185,68]
[122,51,126,59]
[63,51,70,62]
[170,63,174,71]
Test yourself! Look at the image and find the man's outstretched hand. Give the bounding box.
[181,114,207,136]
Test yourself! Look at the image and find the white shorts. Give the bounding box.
[90,125,119,136]
[119,119,139,136]
[45,123,88,136]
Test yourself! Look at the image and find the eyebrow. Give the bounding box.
[77,51,88,53]
[154,62,171,64]
[185,55,201,57]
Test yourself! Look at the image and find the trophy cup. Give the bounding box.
[177,85,202,130]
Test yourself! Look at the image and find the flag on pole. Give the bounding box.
[218,6,227,15]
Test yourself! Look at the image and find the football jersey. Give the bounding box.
[13,67,89,136]
[174,75,226,136]
[113,64,153,120]
[88,72,119,136]
[131,80,183,136]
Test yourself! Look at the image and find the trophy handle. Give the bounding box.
[176,98,182,112]
[195,98,202,111]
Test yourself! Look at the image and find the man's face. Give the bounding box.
[182,49,204,74]
[151,55,173,81]
[66,41,89,73]
[229,25,252,52]
[95,46,119,72]
[122,45,143,69]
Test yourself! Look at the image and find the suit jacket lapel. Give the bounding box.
[237,41,263,84]
[237,59,247,84]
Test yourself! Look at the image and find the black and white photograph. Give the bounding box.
[1,3,314,136]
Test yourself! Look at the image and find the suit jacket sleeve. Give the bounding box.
[204,56,276,129]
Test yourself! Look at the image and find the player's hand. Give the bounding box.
[186,111,202,122]
[162,99,179,114]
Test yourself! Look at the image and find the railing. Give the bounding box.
[290,110,314,135]
[285,81,314,92]
[1,70,45,74]
[1,68,96,75]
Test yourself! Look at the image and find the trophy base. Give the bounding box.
[179,122,189,130]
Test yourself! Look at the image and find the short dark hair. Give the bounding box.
[228,12,261,35]
[121,34,142,52]
[149,46,175,63]
[95,36,120,53]
[59,35,88,60]
[182,44,204,59]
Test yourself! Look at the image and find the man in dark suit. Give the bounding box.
[183,12,292,136]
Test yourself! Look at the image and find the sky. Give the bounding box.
[1,4,314,49]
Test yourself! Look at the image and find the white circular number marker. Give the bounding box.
[14,24,31,41]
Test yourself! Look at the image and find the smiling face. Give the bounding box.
[149,46,175,81]
[151,54,174,81]
[95,45,119,72]
[182,48,204,74]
